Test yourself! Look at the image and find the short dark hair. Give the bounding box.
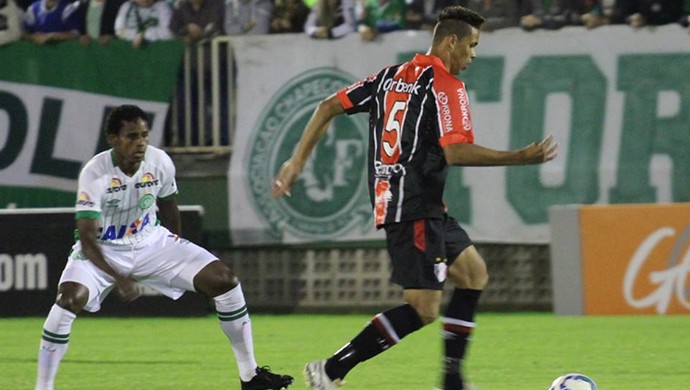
[433,6,485,44]
[105,105,149,136]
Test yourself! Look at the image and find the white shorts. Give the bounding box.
[59,226,217,312]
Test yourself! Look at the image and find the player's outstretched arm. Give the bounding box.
[272,94,345,198]
[443,134,558,166]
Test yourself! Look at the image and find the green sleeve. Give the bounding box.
[75,210,100,220]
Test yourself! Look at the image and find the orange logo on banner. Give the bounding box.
[580,203,690,315]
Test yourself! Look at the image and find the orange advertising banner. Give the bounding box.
[580,203,690,315]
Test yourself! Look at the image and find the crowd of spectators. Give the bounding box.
[520,1,687,31]
[1,0,689,47]
[0,0,22,45]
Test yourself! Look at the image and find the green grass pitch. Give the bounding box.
[4,313,690,389]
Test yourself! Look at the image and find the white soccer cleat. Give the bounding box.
[303,359,344,390]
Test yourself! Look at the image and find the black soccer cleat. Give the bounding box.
[240,366,294,390]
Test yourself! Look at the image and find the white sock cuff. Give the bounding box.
[214,284,248,316]
[42,305,77,344]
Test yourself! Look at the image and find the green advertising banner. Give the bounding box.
[0,40,184,208]
[229,26,690,244]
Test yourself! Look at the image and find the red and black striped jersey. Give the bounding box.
[336,53,475,227]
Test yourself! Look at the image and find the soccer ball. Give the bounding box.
[549,373,598,390]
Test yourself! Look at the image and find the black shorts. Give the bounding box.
[383,214,473,290]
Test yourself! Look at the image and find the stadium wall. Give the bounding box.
[218,243,552,313]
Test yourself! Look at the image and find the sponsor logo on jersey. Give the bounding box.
[76,192,95,207]
[106,177,127,194]
[135,172,159,188]
[437,92,453,133]
[382,78,421,95]
[105,199,120,208]
[247,68,371,240]
[457,87,472,131]
[374,161,406,177]
[98,213,152,240]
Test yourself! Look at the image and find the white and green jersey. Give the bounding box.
[75,145,178,246]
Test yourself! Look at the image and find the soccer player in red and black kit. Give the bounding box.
[272,5,558,390]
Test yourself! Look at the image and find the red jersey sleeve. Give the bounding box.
[336,72,378,114]
[337,88,354,110]
[432,69,475,147]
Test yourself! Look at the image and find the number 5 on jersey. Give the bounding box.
[381,100,407,164]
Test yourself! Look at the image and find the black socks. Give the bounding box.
[325,303,423,380]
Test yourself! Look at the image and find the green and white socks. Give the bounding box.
[36,304,76,390]
[215,283,258,382]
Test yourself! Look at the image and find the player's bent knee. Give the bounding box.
[217,267,239,290]
[466,267,489,289]
[449,266,489,290]
[449,247,490,290]
[471,272,489,290]
[194,260,239,297]
[56,283,88,314]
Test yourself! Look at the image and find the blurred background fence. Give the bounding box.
[221,244,552,312]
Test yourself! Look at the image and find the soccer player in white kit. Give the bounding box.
[34,105,294,390]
